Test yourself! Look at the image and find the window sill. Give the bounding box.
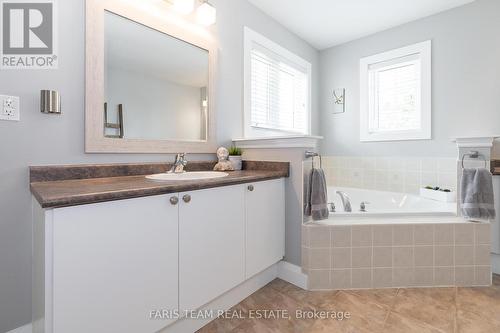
[452,136,499,148]
[232,135,322,149]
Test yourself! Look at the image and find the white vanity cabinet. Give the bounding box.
[33,179,285,333]
[46,195,179,333]
[245,179,285,278]
[179,185,246,311]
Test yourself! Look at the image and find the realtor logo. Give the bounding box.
[1,0,58,69]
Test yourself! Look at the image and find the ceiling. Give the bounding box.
[105,11,208,87]
[247,0,476,50]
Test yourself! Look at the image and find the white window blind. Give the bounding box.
[250,44,308,134]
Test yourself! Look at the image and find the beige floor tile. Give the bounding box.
[391,288,456,333]
[196,302,249,332]
[456,309,500,333]
[383,312,445,333]
[456,286,500,325]
[345,288,399,309]
[308,315,379,333]
[198,276,500,333]
[316,291,389,332]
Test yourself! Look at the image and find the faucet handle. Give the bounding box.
[176,153,187,164]
[328,202,336,212]
[360,201,370,212]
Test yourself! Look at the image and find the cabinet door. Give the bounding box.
[52,194,179,333]
[179,185,245,311]
[246,179,285,278]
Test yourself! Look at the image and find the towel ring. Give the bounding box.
[461,151,487,169]
[305,151,322,169]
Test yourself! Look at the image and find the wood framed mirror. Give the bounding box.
[86,0,217,153]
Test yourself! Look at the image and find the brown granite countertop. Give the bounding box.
[30,161,289,208]
[491,160,500,175]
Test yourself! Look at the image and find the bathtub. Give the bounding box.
[325,186,457,218]
[302,187,491,290]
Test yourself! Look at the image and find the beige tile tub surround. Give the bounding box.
[302,222,491,290]
[321,156,458,194]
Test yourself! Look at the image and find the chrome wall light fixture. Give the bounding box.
[167,0,216,26]
[40,90,61,114]
[196,0,216,26]
[171,0,195,14]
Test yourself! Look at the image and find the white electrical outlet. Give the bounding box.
[0,95,20,121]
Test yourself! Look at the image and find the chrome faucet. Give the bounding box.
[336,191,352,212]
[169,153,188,173]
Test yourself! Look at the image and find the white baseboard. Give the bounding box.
[492,253,500,275]
[277,261,308,290]
[159,264,279,333]
[6,323,32,333]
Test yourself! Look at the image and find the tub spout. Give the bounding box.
[336,191,352,212]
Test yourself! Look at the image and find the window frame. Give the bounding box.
[360,40,432,142]
[243,26,312,138]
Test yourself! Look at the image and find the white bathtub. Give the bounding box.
[326,187,457,218]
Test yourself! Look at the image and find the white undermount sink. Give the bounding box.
[146,171,229,181]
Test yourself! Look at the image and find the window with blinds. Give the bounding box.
[368,55,421,133]
[360,41,431,142]
[244,27,311,137]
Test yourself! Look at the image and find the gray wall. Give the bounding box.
[0,0,319,331]
[319,0,500,158]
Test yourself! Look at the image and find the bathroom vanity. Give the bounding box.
[30,161,288,333]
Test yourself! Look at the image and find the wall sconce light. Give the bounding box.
[172,0,195,15]
[40,90,61,114]
[196,1,216,26]
[166,0,216,26]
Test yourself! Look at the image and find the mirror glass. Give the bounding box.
[104,11,209,141]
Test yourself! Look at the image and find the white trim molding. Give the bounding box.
[161,263,278,332]
[360,40,432,142]
[6,324,32,333]
[233,135,322,149]
[453,136,498,148]
[277,261,308,290]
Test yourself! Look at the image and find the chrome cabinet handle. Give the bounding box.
[182,194,191,203]
[247,185,254,192]
[170,196,179,205]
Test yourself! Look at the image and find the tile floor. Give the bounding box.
[197,274,500,333]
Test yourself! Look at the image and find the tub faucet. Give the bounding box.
[336,191,352,212]
[169,153,187,173]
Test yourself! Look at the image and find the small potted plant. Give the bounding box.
[228,146,243,171]
[420,186,456,202]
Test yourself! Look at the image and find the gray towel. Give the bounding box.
[460,168,496,220]
[305,168,329,221]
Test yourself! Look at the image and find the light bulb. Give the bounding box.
[172,0,195,14]
[196,1,216,26]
